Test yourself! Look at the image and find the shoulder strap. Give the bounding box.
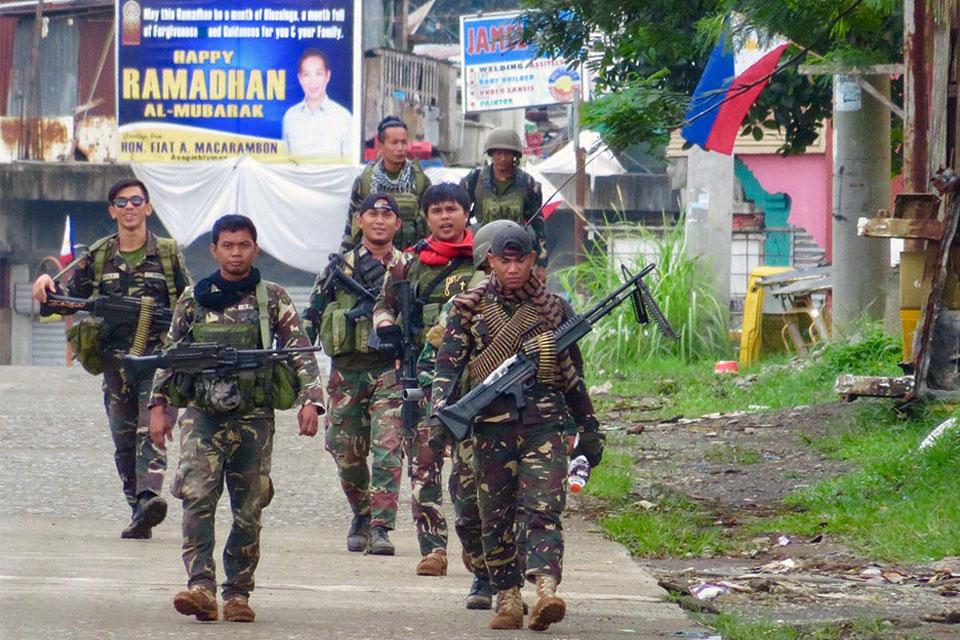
[92,236,114,289]
[156,237,179,301]
[469,168,482,213]
[256,281,272,349]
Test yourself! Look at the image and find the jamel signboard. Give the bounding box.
[460,11,583,113]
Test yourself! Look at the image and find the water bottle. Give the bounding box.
[567,455,591,493]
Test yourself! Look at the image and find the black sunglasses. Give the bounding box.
[112,196,146,207]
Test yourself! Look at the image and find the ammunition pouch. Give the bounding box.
[66,315,104,375]
[188,316,271,413]
[165,372,195,408]
[271,360,300,410]
[319,299,373,357]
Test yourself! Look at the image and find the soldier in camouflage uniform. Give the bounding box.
[32,178,191,539]
[419,219,518,609]
[459,128,547,273]
[431,224,604,631]
[148,215,324,623]
[302,193,405,555]
[341,116,432,253]
[372,183,476,576]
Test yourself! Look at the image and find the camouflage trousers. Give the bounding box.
[102,365,172,509]
[449,437,485,576]
[408,419,448,555]
[171,407,275,599]
[325,367,403,529]
[473,420,567,591]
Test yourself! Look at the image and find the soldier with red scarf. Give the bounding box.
[372,183,475,576]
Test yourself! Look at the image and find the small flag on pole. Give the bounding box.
[541,199,562,220]
[681,18,789,155]
[59,215,74,268]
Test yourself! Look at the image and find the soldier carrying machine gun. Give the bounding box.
[437,263,677,439]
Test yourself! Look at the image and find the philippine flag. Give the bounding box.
[681,19,789,155]
[59,215,74,268]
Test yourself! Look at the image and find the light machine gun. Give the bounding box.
[40,293,174,357]
[437,264,677,439]
[122,342,322,387]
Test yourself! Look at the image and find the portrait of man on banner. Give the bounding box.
[282,47,354,161]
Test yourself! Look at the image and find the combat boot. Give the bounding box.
[489,586,523,629]
[173,585,218,621]
[415,548,447,576]
[346,514,370,552]
[366,526,396,556]
[528,575,565,631]
[465,574,494,610]
[121,493,167,539]
[223,595,256,622]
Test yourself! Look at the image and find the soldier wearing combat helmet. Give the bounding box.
[459,128,547,272]
[430,224,605,631]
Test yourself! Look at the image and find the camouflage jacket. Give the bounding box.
[371,249,475,350]
[460,166,547,267]
[150,280,324,416]
[66,231,191,361]
[302,245,402,373]
[430,285,596,429]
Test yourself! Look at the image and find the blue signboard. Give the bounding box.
[460,11,583,113]
[117,0,360,163]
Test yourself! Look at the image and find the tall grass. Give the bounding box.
[557,221,728,368]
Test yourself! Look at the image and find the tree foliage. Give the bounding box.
[519,0,902,154]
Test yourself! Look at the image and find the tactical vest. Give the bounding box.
[319,247,396,357]
[66,234,181,373]
[357,163,429,250]
[407,256,475,345]
[187,282,294,414]
[468,166,532,226]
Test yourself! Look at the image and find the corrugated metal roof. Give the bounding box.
[0,0,112,16]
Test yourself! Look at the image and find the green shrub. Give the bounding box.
[557,220,728,368]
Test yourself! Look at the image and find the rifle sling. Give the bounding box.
[256,281,272,349]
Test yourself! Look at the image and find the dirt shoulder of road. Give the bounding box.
[583,400,960,639]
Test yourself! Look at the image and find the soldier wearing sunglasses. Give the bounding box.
[32,178,192,539]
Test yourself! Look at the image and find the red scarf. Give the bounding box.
[417,229,474,266]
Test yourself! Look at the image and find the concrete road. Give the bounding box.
[0,366,708,639]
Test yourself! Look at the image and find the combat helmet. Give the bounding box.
[483,128,524,156]
[473,219,527,268]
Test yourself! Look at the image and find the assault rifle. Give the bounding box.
[40,293,173,331]
[122,342,322,385]
[322,254,378,321]
[437,264,677,439]
[392,280,422,440]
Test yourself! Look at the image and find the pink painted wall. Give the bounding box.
[739,153,830,250]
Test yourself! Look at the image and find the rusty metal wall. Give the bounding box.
[8,15,79,118]
[77,16,114,117]
[0,17,16,116]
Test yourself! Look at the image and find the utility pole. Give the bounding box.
[572,88,585,260]
[398,0,410,51]
[831,74,891,332]
[684,147,733,328]
[22,0,45,160]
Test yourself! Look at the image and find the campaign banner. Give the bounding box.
[117,0,361,163]
[460,11,583,113]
